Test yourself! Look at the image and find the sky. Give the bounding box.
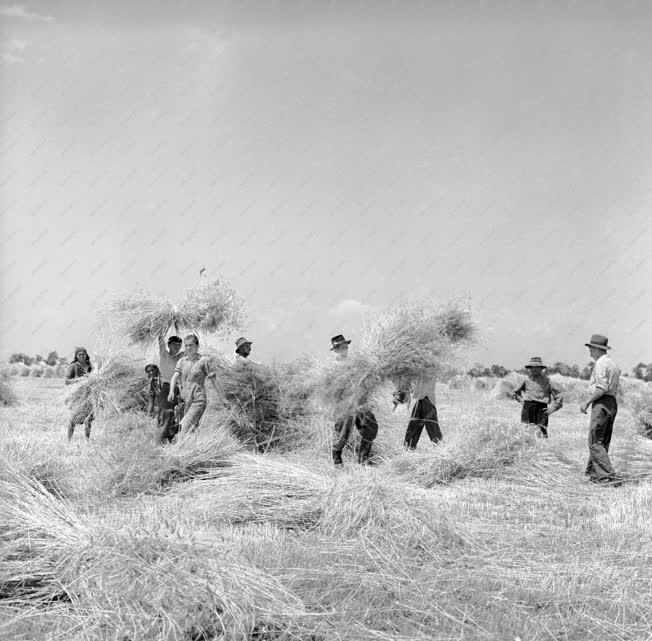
[1,0,651,370]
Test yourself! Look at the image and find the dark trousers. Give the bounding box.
[332,410,378,465]
[404,396,442,449]
[585,396,618,481]
[158,382,180,443]
[521,400,549,437]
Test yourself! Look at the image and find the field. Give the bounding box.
[1,376,651,641]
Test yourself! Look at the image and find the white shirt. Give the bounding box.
[232,353,259,369]
[410,370,437,402]
[158,340,184,383]
[588,354,620,397]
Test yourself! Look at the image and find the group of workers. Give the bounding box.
[63,330,623,485]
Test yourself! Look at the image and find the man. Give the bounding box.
[232,337,254,368]
[402,367,443,450]
[513,356,563,438]
[157,333,184,443]
[168,334,219,434]
[330,334,378,468]
[580,334,621,485]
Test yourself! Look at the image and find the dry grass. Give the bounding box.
[93,419,241,496]
[63,353,149,422]
[1,377,651,641]
[212,357,316,450]
[361,299,476,384]
[108,277,245,345]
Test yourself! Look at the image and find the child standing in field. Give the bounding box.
[513,357,563,438]
[144,364,161,419]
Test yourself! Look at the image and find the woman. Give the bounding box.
[65,347,94,440]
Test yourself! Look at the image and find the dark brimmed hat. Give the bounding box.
[525,356,547,369]
[585,334,611,350]
[330,334,351,351]
[235,337,252,350]
[167,335,182,344]
[144,363,160,374]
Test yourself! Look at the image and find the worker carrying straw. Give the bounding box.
[329,334,378,468]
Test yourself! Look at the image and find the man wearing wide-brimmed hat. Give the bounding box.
[330,334,378,468]
[581,334,621,484]
[513,357,563,438]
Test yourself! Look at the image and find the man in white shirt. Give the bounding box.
[157,333,184,443]
[402,368,443,450]
[580,334,621,484]
[232,337,254,368]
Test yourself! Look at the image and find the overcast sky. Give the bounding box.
[1,1,651,369]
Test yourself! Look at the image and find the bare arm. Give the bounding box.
[168,371,181,402]
[580,388,606,414]
[547,386,564,414]
[64,364,75,385]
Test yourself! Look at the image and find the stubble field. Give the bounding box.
[1,376,651,641]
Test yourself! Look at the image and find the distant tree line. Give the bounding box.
[467,361,652,381]
[8,351,67,367]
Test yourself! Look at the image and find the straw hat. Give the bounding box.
[584,334,611,350]
[525,356,547,369]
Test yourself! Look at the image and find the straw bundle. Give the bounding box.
[391,420,537,487]
[41,365,55,379]
[16,363,30,377]
[213,358,314,450]
[490,379,518,400]
[0,462,304,639]
[104,429,238,496]
[362,299,476,386]
[449,374,472,390]
[109,278,245,345]
[174,454,329,529]
[313,352,382,420]
[548,373,588,403]
[63,354,149,421]
[29,364,44,378]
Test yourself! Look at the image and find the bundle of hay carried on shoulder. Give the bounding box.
[64,354,150,422]
[314,299,476,420]
[211,356,315,451]
[108,277,245,346]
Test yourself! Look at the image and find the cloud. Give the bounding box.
[0,4,54,21]
[328,298,376,318]
[1,38,28,64]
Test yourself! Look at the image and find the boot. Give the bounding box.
[332,450,344,468]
